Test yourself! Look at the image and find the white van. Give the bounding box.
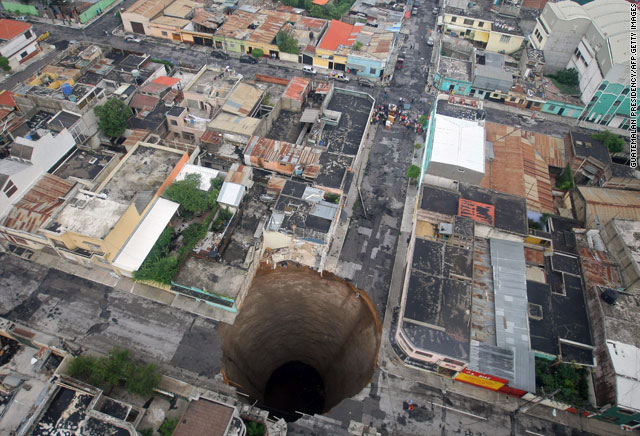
[303,66,317,75]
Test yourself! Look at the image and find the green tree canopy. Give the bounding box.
[276,30,300,54]
[163,173,208,214]
[94,98,132,138]
[352,41,363,51]
[68,347,161,396]
[0,57,10,72]
[591,130,625,153]
[251,48,264,58]
[552,68,579,86]
[406,164,420,179]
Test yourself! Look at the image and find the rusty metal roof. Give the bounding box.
[1,174,74,233]
[481,122,554,213]
[244,136,321,172]
[531,129,565,168]
[172,399,234,436]
[216,10,257,40]
[577,187,640,228]
[283,76,310,103]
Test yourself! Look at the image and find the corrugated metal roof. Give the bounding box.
[490,239,530,350]
[310,200,338,221]
[1,174,74,233]
[222,82,263,116]
[578,187,640,228]
[218,182,245,208]
[284,76,311,103]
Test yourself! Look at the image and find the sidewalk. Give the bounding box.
[28,249,237,324]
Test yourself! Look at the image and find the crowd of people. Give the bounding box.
[370,97,425,135]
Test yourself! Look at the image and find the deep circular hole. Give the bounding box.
[263,361,325,421]
[220,264,381,421]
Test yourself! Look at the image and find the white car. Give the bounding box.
[427,36,434,46]
[124,35,142,43]
[334,73,349,82]
[303,66,317,75]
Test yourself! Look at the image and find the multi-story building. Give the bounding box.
[442,0,525,55]
[530,0,633,130]
[0,19,40,69]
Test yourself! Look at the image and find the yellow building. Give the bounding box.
[315,20,362,70]
[149,15,190,41]
[442,1,525,55]
[42,142,189,273]
[121,0,174,35]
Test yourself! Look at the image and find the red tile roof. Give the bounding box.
[153,76,180,87]
[318,20,361,51]
[0,90,16,108]
[1,174,74,233]
[0,19,31,41]
[312,0,330,4]
[284,76,311,103]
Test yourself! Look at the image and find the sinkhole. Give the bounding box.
[220,264,382,421]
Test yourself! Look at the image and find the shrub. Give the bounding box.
[535,358,589,408]
[245,420,266,436]
[163,173,208,214]
[591,131,625,153]
[406,164,420,179]
[158,418,178,436]
[251,48,264,58]
[555,164,574,191]
[137,429,153,436]
[0,57,10,72]
[551,68,579,86]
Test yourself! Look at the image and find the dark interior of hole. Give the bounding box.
[262,361,325,422]
[220,265,382,421]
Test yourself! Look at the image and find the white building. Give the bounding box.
[424,114,485,185]
[530,0,633,129]
[0,19,40,69]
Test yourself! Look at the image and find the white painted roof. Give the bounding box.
[175,164,220,191]
[217,182,245,208]
[112,197,180,273]
[606,340,640,412]
[431,114,485,173]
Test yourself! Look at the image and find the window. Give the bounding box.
[451,16,457,22]
[622,88,630,95]
[170,119,178,126]
[500,35,511,43]
[539,18,550,35]
[3,180,17,198]
[443,358,463,366]
[598,83,607,91]
[548,105,556,111]
[536,33,542,43]
[613,100,621,107]
[457,168,465,172]
[24,30,32,39]
[161,31,168,37]
[370,67,376,74]
[20,51,27,58]
[464,19,473,25]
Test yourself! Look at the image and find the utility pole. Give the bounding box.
[515,388,561,414]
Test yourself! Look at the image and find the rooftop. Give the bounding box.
[577,187,640,228]
[53,149,117,182]
[526,255,593,365]
[439,56,473,82]
[444,0,523,35]
[318,20,363,51]
[606,341,640,412]
[208,112,261,137]
[569,131,611,165]
[151,15,191,28]
[0,19,31,40]
[0,174,74,234]
[49,144,185,238]
[244,136,322,177]
[123,0,173,18]
[430,114,485,174]
[283,76,311,103]
[480,122,554,213]
[163,0,198,18]
[173,399,235,436]
[185,67,238,99]
[401,236,473,361]
[606,220,640,268]
[222,82,263,117]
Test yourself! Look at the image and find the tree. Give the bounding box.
[555,164,574,191]
[591,130,625,153]
[552,68,579,86]
[352,41,363,51]
[251,48,264,59]
[406,164,420,180]
[0,57,10,72]
[94,98,132,138]
[276,30,300,54]
[163,173,208,214]
[125,363,161,396]
[244,420,266,436]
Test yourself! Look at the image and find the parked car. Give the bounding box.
[211,50,230,60]
[357,78,375,88]
[427,36,434,46]
[432,7,439,14]
[124,35,142,43]
[412,7,418,15]
[334,73,349,82]
[303,65,317,75]
[239,55,258,64]
[15,15,28,21]
[395,56,405,70]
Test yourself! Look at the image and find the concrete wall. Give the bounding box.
[427,161,483,185]
[601,221,640,293]
[485,32,524,55]
[535,8,589,74]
